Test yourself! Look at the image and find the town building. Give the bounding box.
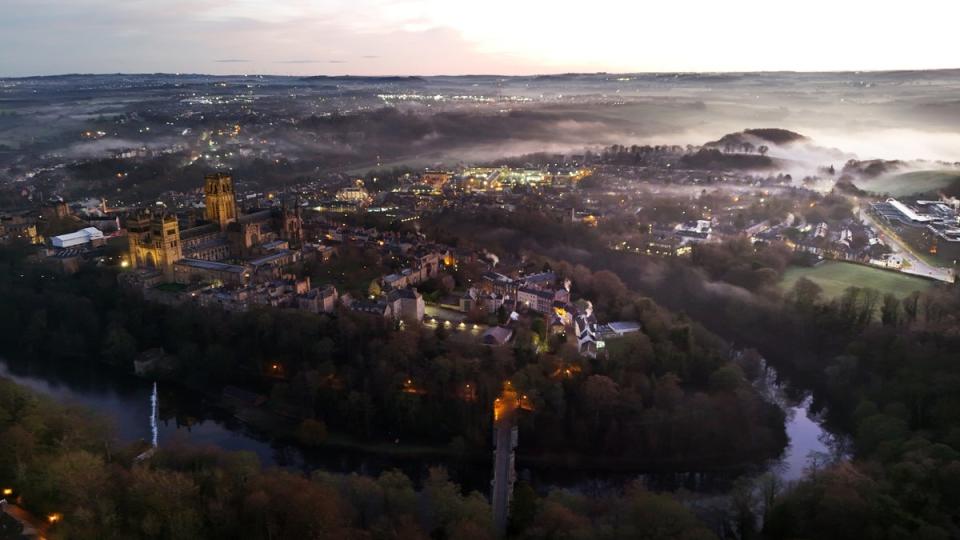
[573,300,604,358]
[51,227,105,249]
[297,285,339,314]
[388,287,425,322]
[482,326,514,346]
[0,214,40,245]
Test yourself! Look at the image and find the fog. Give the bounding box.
[798,128,960,163]
[2,72,959,191]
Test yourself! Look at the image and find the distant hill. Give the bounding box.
[706,128,807,149]
[743,128,808,144]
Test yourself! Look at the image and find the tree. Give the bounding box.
[709,364,745,393]
[856,414,908,455]
[654,373,684,411]
[880,294,900,327]
[583,374,620,423]
[296,418,328,446]
[507,482,537,536]
[758,145,769,156]
[788,277,822,310]
[728,476,758,539]
[101,325,138,366]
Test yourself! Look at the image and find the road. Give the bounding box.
[859,209,955,283]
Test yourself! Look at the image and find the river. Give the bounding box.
[0,355,841,493]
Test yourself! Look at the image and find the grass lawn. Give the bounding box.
[856,170,960,197]
[780,261,934,299]
[153,282,189,293]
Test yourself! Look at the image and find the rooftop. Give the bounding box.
[175,258,248,273]
[249,250,292,267]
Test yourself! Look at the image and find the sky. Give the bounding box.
[2,0,959,77]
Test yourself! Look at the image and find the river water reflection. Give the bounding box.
[0,356,841,493]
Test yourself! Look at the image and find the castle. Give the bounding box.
[127,173,302,283]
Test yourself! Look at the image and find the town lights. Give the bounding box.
[2,488,12,496]
[47,513,62,524]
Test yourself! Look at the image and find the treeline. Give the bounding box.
[0,376,718,540]
[679,149,774,171]
[753,280,960,539]
[598,144,687,165]
[632,239,960,538]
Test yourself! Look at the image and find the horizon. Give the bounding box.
[4,0,960,77]
[5,67,960,80]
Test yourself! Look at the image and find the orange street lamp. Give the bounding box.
[48,513,62,524]
[2,488,12,496]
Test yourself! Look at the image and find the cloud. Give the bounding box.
[0,1,534,77]
[3,0,960,77]
[213,59,251,63]
[274,60,324,64]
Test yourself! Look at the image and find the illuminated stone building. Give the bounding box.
[127,210,183,280]
[127,173,302,283]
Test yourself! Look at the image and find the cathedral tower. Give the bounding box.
[203,172,238,229]
[127,209,182,281]
[280,197,303,247]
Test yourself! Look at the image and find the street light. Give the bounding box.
[1,488,12,496]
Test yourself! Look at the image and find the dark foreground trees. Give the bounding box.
[0,376,717,540]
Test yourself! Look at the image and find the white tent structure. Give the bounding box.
[51,227,104,248]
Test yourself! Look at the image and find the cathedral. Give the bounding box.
[127,173,302,281]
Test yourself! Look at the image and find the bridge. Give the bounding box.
[491,382,533,536]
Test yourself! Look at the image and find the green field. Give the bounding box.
[856,170,960,197]
[780,261,933,299]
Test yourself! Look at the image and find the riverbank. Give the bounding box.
[0,350,817,496]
